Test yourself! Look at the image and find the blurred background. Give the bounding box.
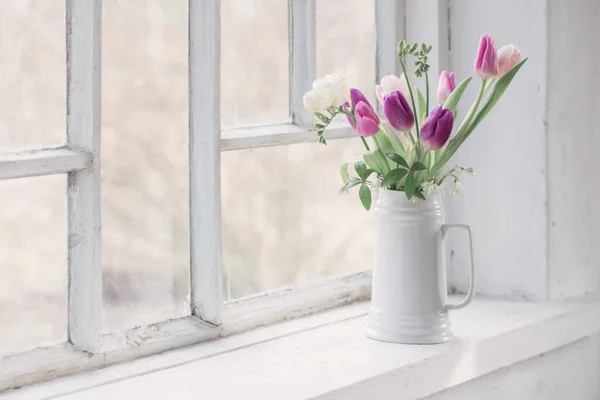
[0,0,377,354]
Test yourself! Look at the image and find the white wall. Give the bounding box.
[424,335,600,400]
[411,0,600,301]
[547,0,600,299]
[444,0,548,299]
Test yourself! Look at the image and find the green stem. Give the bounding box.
[345,110,370,151]
[399,58,420,139]
[429,78,487,177]
[371,133,384,152]
[424,72,430,117]
[458,78,487,132]
[360,136,371,151]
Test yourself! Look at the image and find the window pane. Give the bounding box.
[0,176,67,355]
[221,0,289,128]
[222,138,373,299]
[317,0,377,105]
[101,0,190,332]
[0,2,66,151]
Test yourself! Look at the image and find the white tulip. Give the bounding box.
[376,74,411,105]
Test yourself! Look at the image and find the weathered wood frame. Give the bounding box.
[0,0,410,391]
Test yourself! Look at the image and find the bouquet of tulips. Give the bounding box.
[303,35,526,210]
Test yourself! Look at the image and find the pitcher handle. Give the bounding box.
[441,224,476,310]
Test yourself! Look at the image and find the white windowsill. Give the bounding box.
[5,295,600,400]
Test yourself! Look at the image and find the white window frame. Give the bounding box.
[0,0,406,391]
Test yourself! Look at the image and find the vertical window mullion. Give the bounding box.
[66,0,103,352]
[289,0,316,126]
[189,0,223,325]
[376,0,405,112]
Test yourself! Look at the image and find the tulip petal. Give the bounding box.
[474,35,499,78]
[421,106,454,150]
[375,85,385,106]
[384,91,414,131]
[354,101,380,137]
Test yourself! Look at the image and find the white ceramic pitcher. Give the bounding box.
[367,188,475,344]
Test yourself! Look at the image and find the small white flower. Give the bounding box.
[422,181,442,196]
[447,181,463,195]
[464,167,475,176]
[304,74,348,112]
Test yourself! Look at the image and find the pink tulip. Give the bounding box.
[343,88,372,129]
[437,71,456,104]
[474,34,498,78]
[354,101,380,137]
[497,45,522,78]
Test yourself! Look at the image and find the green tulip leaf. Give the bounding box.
[363,151,383,175]
[417,89,427,121]
[379,125,406,155]
[469,58,528,131]
[443,76,472,113]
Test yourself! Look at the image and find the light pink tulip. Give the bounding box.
[497,45,522,78]
[474,34,499,78]
[437,71,456,104]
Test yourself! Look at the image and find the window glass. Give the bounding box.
[0,175,67,355]
[101,0,190,331]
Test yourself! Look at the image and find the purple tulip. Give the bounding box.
[354,101,380,137]
[350,88,371,107]
[383,91,414,131]
[474,34,499,78]
[437,71,456,105]
[421,106,454,150]
[343,88,372,129]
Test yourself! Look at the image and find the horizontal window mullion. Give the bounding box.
[222,271,371,334]
[0,147,91,180]
[221,122,356,151]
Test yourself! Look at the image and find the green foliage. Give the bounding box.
[417,89,427,122]
[354,161,374,181]
[385,153,409,169]
[469,58,528,132]
[315,105,345,145]
[380,127,406,156]
[359,184,372,210]
[340,162,349,183]
[443,77,472,113]
[413,190,426,200]
[339,178,361,193]
[404,173,416,199]
[381,168,408,188]
[411,161,428,172]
